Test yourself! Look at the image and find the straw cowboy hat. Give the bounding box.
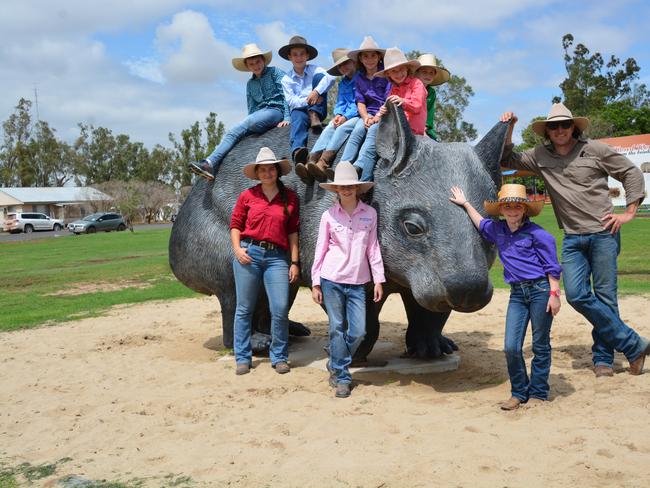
[415,53,450,86]
[327,48,353,76]
[278,35,318,60]
[532,103,589,137]
[231,44,272,72]
[319,161,375,194]
[483,184,544,217]
[242,147,292,180]
[375,47,420,77]
[347,36,386,61]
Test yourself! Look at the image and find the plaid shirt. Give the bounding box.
[247,66,290,121]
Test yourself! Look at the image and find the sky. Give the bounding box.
[1,0,649,149]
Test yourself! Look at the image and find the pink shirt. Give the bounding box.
[389,75,427,135]
[311,201,385,286]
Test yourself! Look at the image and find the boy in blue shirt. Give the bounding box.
[295,48,359,183]
[279,35,335,165]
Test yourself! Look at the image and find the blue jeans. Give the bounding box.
[355,123,379,181]
[289,73,328,153]
[206,108,283,169]
[340,117,367,163]
[321,279,366,385]
[311,116,359,153]
[562,231,646,366]
[232,242,290,366]
[504,278,553,401]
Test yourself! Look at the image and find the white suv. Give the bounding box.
[3,212,65,234]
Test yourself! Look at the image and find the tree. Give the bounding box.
[29,121,75,187]
[0,98,33,186]
[405,50,477,142]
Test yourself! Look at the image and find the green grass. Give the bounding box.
[0,229,197,332]
[488,206,650,293]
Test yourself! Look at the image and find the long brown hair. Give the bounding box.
[274,163,290,217]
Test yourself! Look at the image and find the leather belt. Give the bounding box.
[242,238,278,250]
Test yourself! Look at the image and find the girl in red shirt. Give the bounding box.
[229,147,300,375]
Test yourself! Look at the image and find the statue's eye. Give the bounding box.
[403,218,426,237]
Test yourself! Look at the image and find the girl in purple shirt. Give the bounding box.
[450,184,561,411]
[311,161,385,398]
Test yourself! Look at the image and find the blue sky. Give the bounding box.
[1,0,649,149]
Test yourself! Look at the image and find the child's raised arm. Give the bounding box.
[449,186,484,230]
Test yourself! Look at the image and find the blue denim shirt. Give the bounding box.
[247,66,290,122]
[479,218,562,284]
[333,74,360,120]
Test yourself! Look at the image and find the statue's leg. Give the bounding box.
[218,292,237,349]
[401,290,458,358]
[352,283,382,361]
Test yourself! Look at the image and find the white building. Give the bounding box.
[598,134,650,207]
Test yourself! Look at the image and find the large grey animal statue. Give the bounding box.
[169,103,509,360]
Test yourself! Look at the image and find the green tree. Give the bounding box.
[0,98,33,186]
[29,121,75,187]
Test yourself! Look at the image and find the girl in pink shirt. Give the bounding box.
[376,47,428,135]
[311,161,385,398]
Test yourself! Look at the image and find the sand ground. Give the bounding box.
[2,289,650,487]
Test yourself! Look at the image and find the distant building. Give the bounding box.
[598,134,650,207]
[0,187,113,227]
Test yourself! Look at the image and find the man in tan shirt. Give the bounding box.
[500,103,649,377]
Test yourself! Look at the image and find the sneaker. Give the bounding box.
[235,363,250,375]
[274,361,290,374]
[335,383,351,398]
[188,159,215,181]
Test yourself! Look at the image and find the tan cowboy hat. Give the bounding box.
[231,44,272,72]
[483,184,544,217]
[347,36,386,61]
[532,102,589,136]
[327,48,353,76]
[278,35,318,60]
[375,47,420,78]
[319,161,375,194]
[243,147,292,180]
[415,53,450,86]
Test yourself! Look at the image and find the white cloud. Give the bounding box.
[124,58,166,84]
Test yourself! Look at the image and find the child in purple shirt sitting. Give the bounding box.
[450,184,562,411]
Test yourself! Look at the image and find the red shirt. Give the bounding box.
[389,75,427,135]
[230,184,300,250]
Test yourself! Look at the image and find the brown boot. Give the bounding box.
[307,150,336,182]
[308,111,323,133]
[629,341,650,375]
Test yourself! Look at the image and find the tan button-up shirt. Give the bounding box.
[501,139,645,234]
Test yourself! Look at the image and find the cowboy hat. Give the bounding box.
[415,53,450,86]
[278,35,318,60]
[532,102,589,136]
[347,36,386,61]
[375,47,420,78]
[231,44,272,72]
[327,48,353,76]
[319,161,375,194]
[242,147,292,180]
[483,184,544,217]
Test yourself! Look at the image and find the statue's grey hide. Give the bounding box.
[169,103,509,359]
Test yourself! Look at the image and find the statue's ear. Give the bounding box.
[376,102,416,177]
[474,121,510,189]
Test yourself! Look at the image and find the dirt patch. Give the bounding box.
[46,280,153,296]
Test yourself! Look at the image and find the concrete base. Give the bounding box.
[220,336,460,375]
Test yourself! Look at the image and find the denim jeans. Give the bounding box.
[205,108,283,169]
[232,241,290,366]
[504,278,553,401]
[355,123,379,182]
[562,231,645,366]
[311,116,359,153]
[321,278,366,384]
[340,117,367,163]
[289,73,328,153]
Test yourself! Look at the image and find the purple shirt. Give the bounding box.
[354,70,391,116]
[479,219,562,284]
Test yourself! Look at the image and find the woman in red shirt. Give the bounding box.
[230,147,301,375]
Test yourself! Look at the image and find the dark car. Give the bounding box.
[67,212,127,234]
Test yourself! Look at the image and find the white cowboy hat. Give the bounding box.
[415,53,450,86]
[319,161,375,193]
[483,184,544,217]
[375,47,420,78]
[347,36,386,62]
[242,147,292,180]
[532,102,589,136]
[278,35,318,60]
[231,44,272,72]
[327,48,353,76]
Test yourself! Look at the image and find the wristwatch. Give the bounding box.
[291,260,301,267]
[549,289,561,297]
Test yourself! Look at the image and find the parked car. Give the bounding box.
[67,212,127,234]
[3,212,65,234]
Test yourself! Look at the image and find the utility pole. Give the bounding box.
[34,86,40,121]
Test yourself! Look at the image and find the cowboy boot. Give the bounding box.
[308,110,323,133]
[307,150,336,182]
[292,147,312,184]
